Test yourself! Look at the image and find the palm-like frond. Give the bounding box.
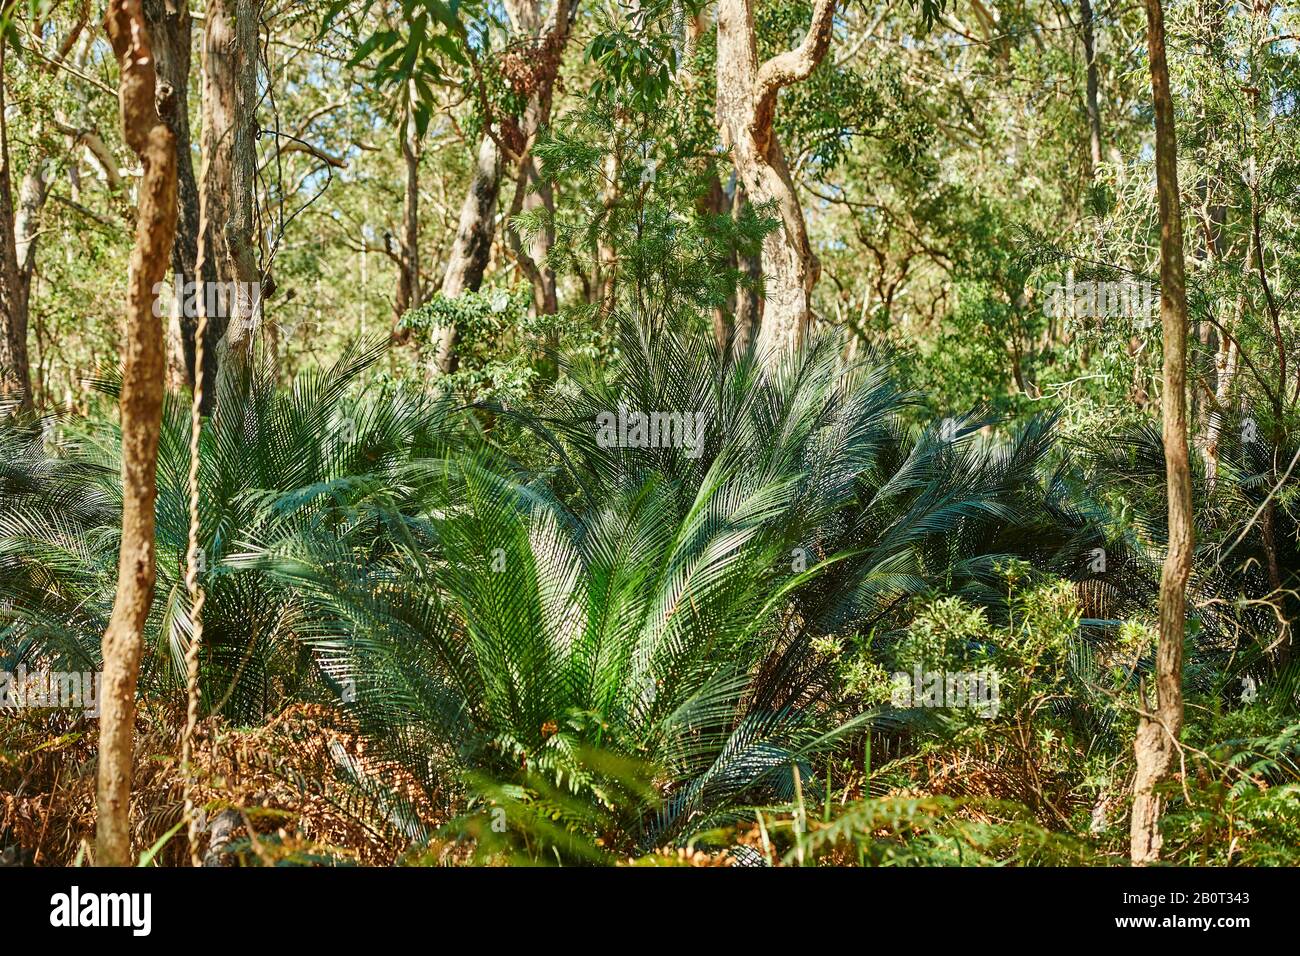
[1,342,459,724]
[243,321,1105,857]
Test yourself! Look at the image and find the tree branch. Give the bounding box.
[755,0,836,100]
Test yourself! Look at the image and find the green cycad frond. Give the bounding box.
[1,341,461,724]
[244,321,1107,859]
[4,320,1119,861]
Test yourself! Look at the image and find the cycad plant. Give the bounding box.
[0,416,118,677]
[250,320,1104,860]
[5,319,1120,863]
[1081,400,1300,692]
[1,341,458,724]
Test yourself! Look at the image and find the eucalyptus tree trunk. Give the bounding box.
[1195,1,1235,488]
[2,156,48,409]
[435,0,571,373]
[2,6,98,411]
[197,0,260,395]
[98,0,178,867]
[520,160,558,315]
[1202,324,1238,487]
[143,0,202,393]
[394,83,423,324]
[1080,0,1103,175]
[0,41,33,411]
[1198,212,1240,489]
[433,135,501,373]
[732,183,762,354]
[501,0,569,319]
[595,152,619,322]
[1130,0,1193,866]
[14,162,48,287]
[716,0,834,365]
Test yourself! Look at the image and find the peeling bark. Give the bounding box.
[197,0,260,396]
[1202,325,1238,488]
[1201,245,1246,489]
[143,0,202,393]
[435,0,572,373]
[97,0,178,867]
[500,0,569,321]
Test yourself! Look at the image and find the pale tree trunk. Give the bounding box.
[0,40,33,412]
[143,0,202,394]
[731,182,762,354]
[521,160,557,314]
[2,7,97,411]
[1202,289,1240,488]
[98,0,179,867]
[197,0,260,397]
[595,151,619,322]
[435,0,571,373]
[14,161,49,285]
[503,157,551,317]
[1080,0,1103,175]
[433,134,500,373]
[1130,0,1193,866]
[12,157,49,398]
[440,138,500,299]
[1191,0,1228,478]
[1198,214,1238,489]
[501,0,568,318]
[394,84,422,324]
[716,0,834,365]
[503,0,555,318]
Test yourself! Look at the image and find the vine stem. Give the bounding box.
[181,309,208,867]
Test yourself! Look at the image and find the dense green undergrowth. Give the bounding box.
[4,323,1298,866]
